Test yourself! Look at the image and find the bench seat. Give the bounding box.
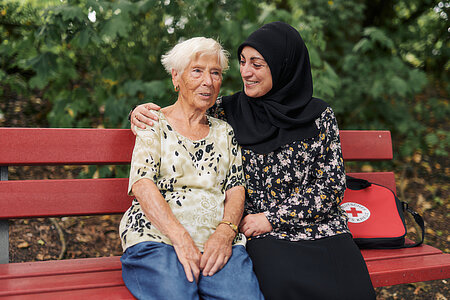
[1,128,449,298]
[1,245,449,298]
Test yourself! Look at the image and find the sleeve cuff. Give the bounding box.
[263,210,278,230]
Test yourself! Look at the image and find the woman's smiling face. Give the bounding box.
[239,46,273,98]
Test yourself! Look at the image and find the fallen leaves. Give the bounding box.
[426,228,436,236]
[435,292,448,300]
[361,164,373,172]
[17,241,29,249]
[75,233,92,243]
[416,194,433,212]
[412,152,422,163]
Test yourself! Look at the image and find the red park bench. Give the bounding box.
[0,128,449,299]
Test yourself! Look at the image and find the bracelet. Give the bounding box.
[219,221,238,235]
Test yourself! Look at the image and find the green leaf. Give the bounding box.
[124,80,145,96]
[425,133,439,147]
[390,76,408,97]
[29,75,49,89]
[365,27,394,49]
[27,52,58,78]
[113,0,139,15]
[100,14,131,39]
[71,29,91,48]
[408,69,427,93]
[369,80,384,98]
[353,38,372,53]
[56,6,85,22]
[308,46,321,67]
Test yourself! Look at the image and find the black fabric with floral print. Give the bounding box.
[208,98,350,241]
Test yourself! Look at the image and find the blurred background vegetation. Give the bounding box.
[1,0,448,159]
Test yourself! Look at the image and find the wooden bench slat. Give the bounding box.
[0,173,394,219]
[340,130,393,161]
[0,128,392,165]
[0,269,125,297]
[367,253,450,287]
[347,172,396,194]
[0,128,135,166]
[2,247,443,280]
[3,286,133,300]
[0,257,121,279]
[361,244,444,261]
[0,179,132,219]
[1,250,448,295]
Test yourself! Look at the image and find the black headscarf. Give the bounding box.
[222,21,329,154]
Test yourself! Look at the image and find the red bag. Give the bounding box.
[341,176,424,249]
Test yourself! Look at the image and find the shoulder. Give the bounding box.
[215,96,224,109]
[207,96,228,121]
[314,107,341,142]
[208,115,232,131]
[315,107,337,127]
[208,118,237,148]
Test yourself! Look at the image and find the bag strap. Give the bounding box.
[401,202,425,248]
[345,175,372,190]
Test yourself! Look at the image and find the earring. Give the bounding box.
[174,85,179,92]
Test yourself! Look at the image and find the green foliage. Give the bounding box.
[1,0,448,164]
[297,0,448,159]
[0,2,39,99]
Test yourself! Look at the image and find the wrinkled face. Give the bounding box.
[173,54,222,112]
[239,46,273,98]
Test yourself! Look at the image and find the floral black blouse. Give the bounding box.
[209,98,350,241]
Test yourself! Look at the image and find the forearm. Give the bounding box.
[223,186,245,224]
[132,178,189,244]
[266,153,346,230]
[200,185,244,276]
[265,180,344,230]
[218,186,245,242]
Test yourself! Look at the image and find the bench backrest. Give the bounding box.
[0,128,394,219]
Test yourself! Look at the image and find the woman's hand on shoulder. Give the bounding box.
[239,213,273,237]
[130,103,161,135]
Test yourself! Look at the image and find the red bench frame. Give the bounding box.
[0,128,449,298]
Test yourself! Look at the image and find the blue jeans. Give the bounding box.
[121,242,264,300]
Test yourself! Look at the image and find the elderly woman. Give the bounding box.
[120,37,263,300]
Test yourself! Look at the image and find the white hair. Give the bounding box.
[161,37,229,74]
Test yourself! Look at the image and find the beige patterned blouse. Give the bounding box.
[120,111,246,252]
